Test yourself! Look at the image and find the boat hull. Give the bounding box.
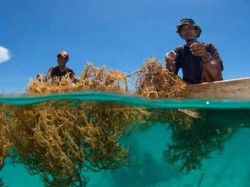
[184,77,250,99]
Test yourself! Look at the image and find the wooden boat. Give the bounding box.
[184,77,250,99]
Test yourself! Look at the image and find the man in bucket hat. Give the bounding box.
[165,18,223,84]
[37,50,76,82]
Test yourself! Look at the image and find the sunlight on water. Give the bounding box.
[0,92,250,187]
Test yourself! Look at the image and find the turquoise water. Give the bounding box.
[1,91,250,187]
[1,91,250,108]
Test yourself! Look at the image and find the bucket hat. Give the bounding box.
[176,18,202,37]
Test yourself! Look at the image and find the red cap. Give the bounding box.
[57,50,68,59]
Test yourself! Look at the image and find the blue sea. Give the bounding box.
[0,91,250,187]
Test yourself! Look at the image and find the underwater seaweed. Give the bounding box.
[0,105,10,170]
[3,100,148,186]
[162,109,235,173]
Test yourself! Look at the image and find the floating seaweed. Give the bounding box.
[1,62,153,186]
[27,63,128,95]
[0,59,237,186]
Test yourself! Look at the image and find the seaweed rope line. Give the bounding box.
[126,69,143,77]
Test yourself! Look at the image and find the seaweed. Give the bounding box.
[2,60,231,186]
[135,58,186,98]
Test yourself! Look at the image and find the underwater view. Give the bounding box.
[1,92,250,187]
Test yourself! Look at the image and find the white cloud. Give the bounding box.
[0,46,11,63]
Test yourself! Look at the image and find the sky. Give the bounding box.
[1,0,250,93]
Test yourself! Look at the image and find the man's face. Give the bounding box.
[179,25,198,41]
[57,56,68,66]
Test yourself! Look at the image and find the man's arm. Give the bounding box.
[44,67,54,81]
[190,43,223,82]
[68,68,80,83]
[205,43,223,70]
[36,67,54,82]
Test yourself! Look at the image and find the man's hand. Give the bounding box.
[36,73,47,82]
[165,51,177,72]
[190,43,210,60]
[165,51,177,64]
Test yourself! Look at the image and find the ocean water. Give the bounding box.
[0,91,250,187]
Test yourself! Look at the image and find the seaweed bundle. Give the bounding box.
[0,59,234,186]
[135,58,187,98]
[27,63,128,95]
[1,62,153,186]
